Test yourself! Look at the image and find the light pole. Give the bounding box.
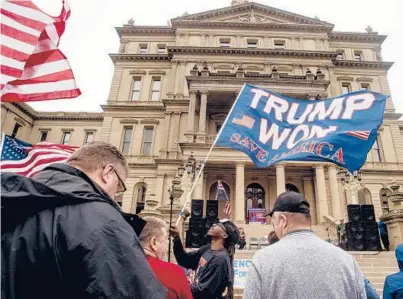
[338,169,363,204]
[167,168,184,262]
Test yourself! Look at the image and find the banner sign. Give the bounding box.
[248,208,266,223]
[233,259,252,288]
[216,84,387,172]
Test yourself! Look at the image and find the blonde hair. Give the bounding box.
[67,142,128,174]
[139,217,167,246]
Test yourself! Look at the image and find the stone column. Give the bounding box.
[155,175,165,206]
[315,165,329,223]
[159,112,172,159]
[194,170,204,200]
[169,112,180,159]
[196,91,208,143]
[328,165,342,220]
[175,61,185,98]
[303,177,317,225]
[276,164,285,195]
[235,162,245,224]
[184,91,197,142]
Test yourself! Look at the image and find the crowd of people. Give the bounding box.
[1,142,402,299]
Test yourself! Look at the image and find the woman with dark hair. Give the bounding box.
[170,219,240,299]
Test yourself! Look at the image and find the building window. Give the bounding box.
[39,131,48,142]
[247,39,258,48]
[216,123,223,134]
[220,38,231,47]
[131,77,142,101]
[122,127,133,154]
[372,137,382,162]
[360,83,370,90]
[139,44,148,54]
[134,184,147,214]
[151,78,161,101]
[217,70,231,74]
[157,44,166,54]
[11,122,22,138]
[274,40,286,49]
[142,127,154,155]
[336,51,344,60]
[354,51,362,61]
[341,83,351,94]
[61,132,72,145]
[84,132,94,145]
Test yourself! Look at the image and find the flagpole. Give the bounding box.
[175,84,247,226]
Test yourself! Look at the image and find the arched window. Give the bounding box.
[286,183,299,193]
[380,188,391,214]
[245,183,265,223]
[358,188,371,205]
[132,183,147,214]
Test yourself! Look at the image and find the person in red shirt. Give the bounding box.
[139,216,193,299]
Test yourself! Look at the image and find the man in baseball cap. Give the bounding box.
[243,191,366,299]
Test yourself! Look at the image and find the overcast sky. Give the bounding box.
[28,0,403,116]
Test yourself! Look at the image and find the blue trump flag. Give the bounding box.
[215,84,387,172]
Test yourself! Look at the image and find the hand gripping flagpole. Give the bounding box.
[175,84,246,226]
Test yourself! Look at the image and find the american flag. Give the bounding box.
[344,131,370,140]
[216,180,231,215]
[232,115,255,129]
[0,134,78,177]
[1,0,81,102]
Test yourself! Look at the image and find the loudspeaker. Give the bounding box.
[361,205,376,222]
[363,221,381,251]
[206,200,219,219]
[191,200,204,219]
[346,222,365,251]
[347,205,361,222]
[187,218,206,248]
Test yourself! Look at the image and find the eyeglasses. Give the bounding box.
[112,168,127,194]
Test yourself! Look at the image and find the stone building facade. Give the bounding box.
[2,1,403,224]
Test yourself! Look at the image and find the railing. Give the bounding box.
[323,215,338,242]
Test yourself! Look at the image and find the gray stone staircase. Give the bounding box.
[233,224,398,298]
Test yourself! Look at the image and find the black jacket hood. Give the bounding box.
[1,163,145,234]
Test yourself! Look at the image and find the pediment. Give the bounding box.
[171,2,333,27]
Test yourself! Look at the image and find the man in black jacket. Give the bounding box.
[1,142,167,299]
[170,219,240,299]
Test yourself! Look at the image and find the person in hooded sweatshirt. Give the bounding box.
[383,244,403,299]
[170,219,240,299]
[1,142,167,299]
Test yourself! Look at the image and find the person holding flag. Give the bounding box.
[170,219,240,299]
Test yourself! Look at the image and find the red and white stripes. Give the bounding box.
[1,0,81,102]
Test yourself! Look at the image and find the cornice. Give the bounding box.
[330,32,387,44]
[11,103,103,121]
[333,60,393,70]
[356,76,374,82]
[109,54,170,63]
[187,74,330,88]
[140,118,159,125]
[120,118,139,124]
[115,26,175,38]
[162,99,190,108]
[102,101,165,111]
[168,46,338,59]
[35,112,104,121]
[172,21,331,32]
